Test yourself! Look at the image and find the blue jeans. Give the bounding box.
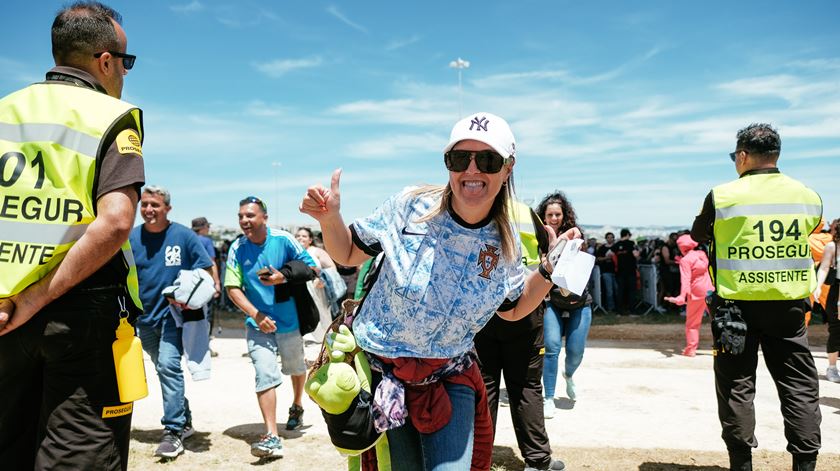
[601,272,617,311]
[543,304,592,398]
[137,313,191,433]
[386,383,475,470]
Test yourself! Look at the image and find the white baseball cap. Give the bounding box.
[443,112,516,159]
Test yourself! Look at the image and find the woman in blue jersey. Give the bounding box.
[300,112,578,471]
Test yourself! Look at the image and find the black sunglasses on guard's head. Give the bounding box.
[444,149,509,174]
[93,51,136,70]
[240,196,267,212]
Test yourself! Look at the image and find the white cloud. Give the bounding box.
[244,100,294,118]
[0,56,42,85]
[253,57,323,78]
[329,98,455,126]
[326,5,368,34]
[212,5,280,28]
[472,70,572,89]
[618,98,708,120]
[716,74,837,105]
[572,46,663,85]
[345,133,442,159]
[780,118,840,139]
[385,35,421,51]
[784,147,840,161]
[473,47,663,89]
[787,58,840,71]
[170,0,203,13]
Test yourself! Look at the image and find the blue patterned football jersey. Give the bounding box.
[350,188,526,359]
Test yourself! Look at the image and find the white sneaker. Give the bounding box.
[563,373,577,401]
[827,366,840,383]
[543,397,555,419]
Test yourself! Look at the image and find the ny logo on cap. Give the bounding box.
[469,116,489,132]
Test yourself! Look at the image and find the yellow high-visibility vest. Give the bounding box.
[712,172,822,301]
[508,200,544,269]
[0,81,144,309]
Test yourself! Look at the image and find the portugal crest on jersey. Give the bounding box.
[477,244,500,279]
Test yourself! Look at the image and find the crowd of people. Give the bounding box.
[1,3,837,471]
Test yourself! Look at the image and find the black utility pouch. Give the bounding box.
[709,292,747,355]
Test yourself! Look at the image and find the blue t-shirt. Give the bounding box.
[350,187,526,359]
[224,228,316,333]
[130,222,213,327]
[198,234,216,260]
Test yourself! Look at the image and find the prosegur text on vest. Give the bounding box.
[0,195,85,223]
[726,244,810,260]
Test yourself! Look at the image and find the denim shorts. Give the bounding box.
[246,328,307,392]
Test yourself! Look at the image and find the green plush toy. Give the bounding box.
[304,324,391,471]
[305,324,362,415]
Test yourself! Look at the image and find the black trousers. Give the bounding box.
[474,305,552,469]
[616,271,637,312]
[713,299,821,461]
[825,282,840,353]
[0,288,133,471]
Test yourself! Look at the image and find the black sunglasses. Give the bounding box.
[444,150,509,174]
[729,149,749,162]
[93,51,136,70]
[240,196,267,212]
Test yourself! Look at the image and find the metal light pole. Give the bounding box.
[448,57,470,118]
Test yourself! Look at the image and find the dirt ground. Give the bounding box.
[128,436,822,470]
[129,316,840,470]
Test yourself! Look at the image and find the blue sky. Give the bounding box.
[5,0,839,234]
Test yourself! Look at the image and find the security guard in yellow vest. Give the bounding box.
[0,3,144,470]
[475,200,566,471]
[691,123,821,471]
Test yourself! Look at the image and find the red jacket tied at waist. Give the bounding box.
[381,356,494,471]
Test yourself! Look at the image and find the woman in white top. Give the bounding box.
[814,218,840,383]
[295,227,344,341]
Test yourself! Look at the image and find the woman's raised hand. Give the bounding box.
[543,226,583,271]
[300,168,342,221]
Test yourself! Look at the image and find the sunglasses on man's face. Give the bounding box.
[729,149,750,162]
[239,196,267,212]
[93,51,136,70]
[444,150,508,174]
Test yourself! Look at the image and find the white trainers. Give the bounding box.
[827,366,840,383]
[564,373,577,401]
[543,397,555,419]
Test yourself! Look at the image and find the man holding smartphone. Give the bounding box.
[225,196,317,459]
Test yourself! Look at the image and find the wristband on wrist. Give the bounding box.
[538,263,553,282]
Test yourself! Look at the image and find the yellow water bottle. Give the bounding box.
[112,306,148,402]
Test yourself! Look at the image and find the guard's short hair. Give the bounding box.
[52,1,122,67]
[736,123,781,158]
[142,185,171,205]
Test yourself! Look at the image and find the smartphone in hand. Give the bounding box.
[256,267,271,279]
[547,239,568,269]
